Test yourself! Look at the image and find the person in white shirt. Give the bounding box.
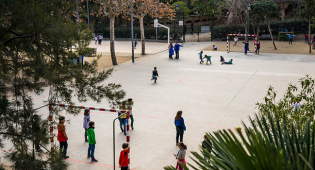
[233,36,238,46]
[293,99,301,112]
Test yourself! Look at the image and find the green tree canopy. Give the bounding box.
[0,0,125,169]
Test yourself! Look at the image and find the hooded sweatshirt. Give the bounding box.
[83,115,90,129]
[87,128,96,144]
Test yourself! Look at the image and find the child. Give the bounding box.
[202,135,212,161]
[83,109,90,142]
[169,43,174,59]
[87,121,98,162]
[213,45,217,50]
[126,98,134,130]
[151,67,159,83]
[94,36,98,45]
[221,59,233,65]
[220,56,225,63]
[119,143,129,170]
[119,103,127,136]
[242,41,249,54]
[134,40,138,49]
[256,41,260,55]
[173,142,187,170]
[57,116,69,159]
[198,51,204,64]
[203,55,211,65]
[233,36,238,46]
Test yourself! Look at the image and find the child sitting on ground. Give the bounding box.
[221,59,233,65]
[213,45,217,50]
[220,56,225,63]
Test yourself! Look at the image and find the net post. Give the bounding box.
[126,110,130,169]
[227,34,229,53]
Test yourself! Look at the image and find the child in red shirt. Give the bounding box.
[58,116,69,159]
[119,143,129,170]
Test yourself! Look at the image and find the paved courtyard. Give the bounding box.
[2,41,315,170]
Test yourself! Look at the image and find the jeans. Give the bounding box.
[175,50,179,59]
[130,115,134,128]
[59,141,68,157]
[121,166,128,170]
[244,48,247,54]
[256,48,260,54]
[289,39,292,44]
[176,126,184,145]
[152,76,157,83]
[88,144,95,160]
[120,118,126,135]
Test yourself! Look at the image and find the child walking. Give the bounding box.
[126,98,134,130]
[119,143,129,170]
[151,67,159,83]
[83,109,90,142]
[57,116,69,159]
[134,40,138,49]
[173,142,187,170]
[87,121,98,162]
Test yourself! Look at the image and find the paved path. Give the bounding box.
[1,41,315,170]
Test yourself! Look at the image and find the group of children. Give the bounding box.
[57,101,133,168]
[198,51,233,65]
[169,42,184,59]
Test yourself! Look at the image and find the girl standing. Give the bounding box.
[256,41,260,55]
[173,142,187,170]
[174,111,186,146]
[83,109,90,142]
[169,43,174,59]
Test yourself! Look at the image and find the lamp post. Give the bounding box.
[176,4,179,42]
[247,3,251,41]
[131,0,134,63]
[87,0,90,29]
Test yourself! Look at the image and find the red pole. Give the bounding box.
[126,111,130,169]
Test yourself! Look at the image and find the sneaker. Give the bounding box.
[85,139,88,142]
[120,128,123,132]
[64,156,69,159]
[91,159,98,162]
[87,155,91,158]
[131,126,134,130]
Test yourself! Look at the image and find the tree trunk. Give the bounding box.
[139,17,145,55]
[109,16,118,65]
[309,16,311,53]
[268,23,277,50]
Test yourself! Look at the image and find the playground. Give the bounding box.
[205,39,315,55]
[2,41,315,170]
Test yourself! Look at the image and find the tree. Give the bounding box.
[256,75,315,130]
[0,0,125,169]
[164,104,315,170]
[96,0,129,65]
[251,0,281,50]
[171,1,190,16]
[227,0,259,34]
[191,0,224,41]
[126,0,174,55]
[299,0,315,53]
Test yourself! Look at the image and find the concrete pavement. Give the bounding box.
[1,41,315,170]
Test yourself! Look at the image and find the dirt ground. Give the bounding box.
[203,40,315,55]
[84,52,138,70]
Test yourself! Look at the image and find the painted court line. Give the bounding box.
[225,71,257,109]
[180,68,305,77]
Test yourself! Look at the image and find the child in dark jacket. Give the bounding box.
[87,121,98,162]
[119,143,129,170]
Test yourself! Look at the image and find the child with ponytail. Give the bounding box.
[173,142,187,170]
